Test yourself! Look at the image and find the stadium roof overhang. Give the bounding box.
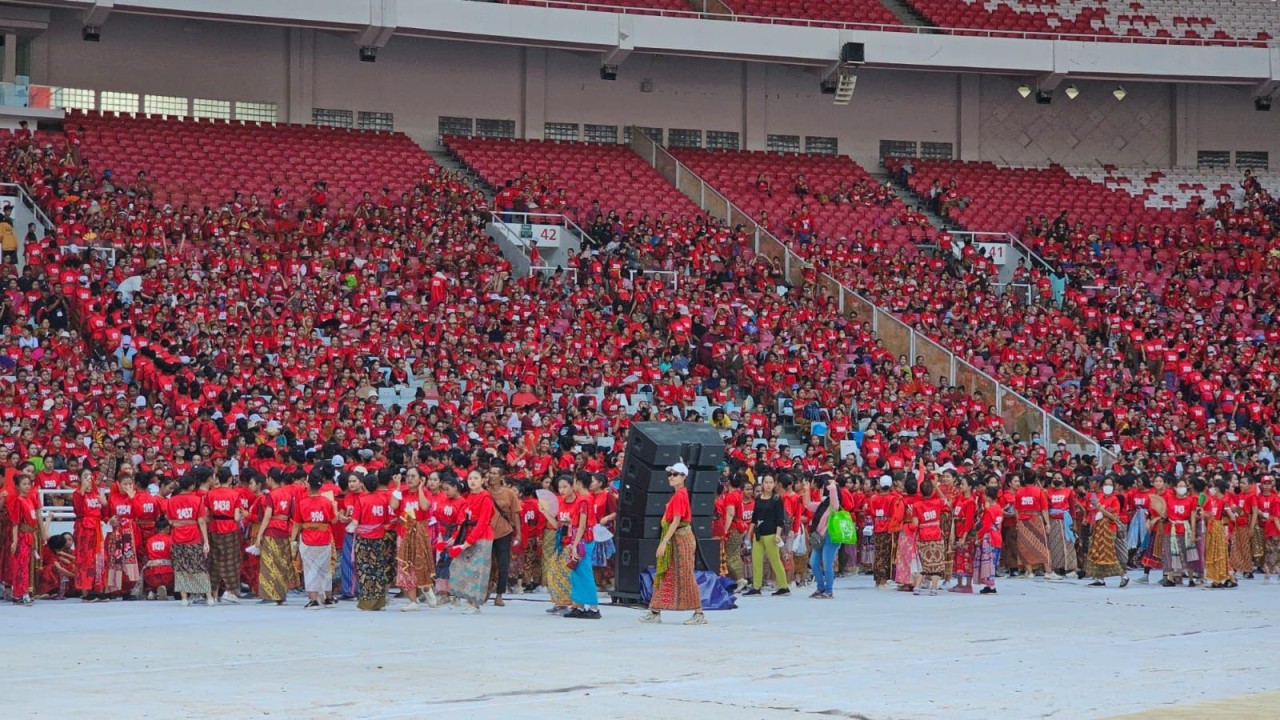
[5,0,1279,88]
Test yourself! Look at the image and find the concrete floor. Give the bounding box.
[2,572,1277,720]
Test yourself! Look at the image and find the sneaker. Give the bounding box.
[565,608,586,619]
[734,579,749,593]
[1120,578,1130,588]
[400,602,420,613]
[581,609,602,620]
[458,603,480,615]
[683,613,708,625]
[21,595,33,606]
[323,598,339,608]
[157,587,168,601]
[146,591,156,601]
[304,600,321,610]
[493,597,505,607]
[1137,575,1150,584]
[928,589,938,596]
[546,605,568,614]
[221,592,241,604]
[181,597,190,607]
[809,590,824,599]
[424,589,439,607]
[742,588,762,596]
[979,587,997,595]
[1088,580,1105,587]
[638,611,662,624]
[206,595,217,607]
[1045,572,1063,581]
[772,588,790,596]
[820,592,833,599]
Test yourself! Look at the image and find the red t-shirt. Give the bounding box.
[1258,494,1280,538]
[1166,493,1196,534]
[265,486,294,537]
[1014,486,1047,521]
[165,492,206,545]
[663,487,692,524]
[520,496,546,538]
[724,489,747,534]
[293,495,337,546]
[205,486,240,534]
[464,491,496,544]
[914,496,946,542]
[355,492,391,539]
[979,504,1003,547]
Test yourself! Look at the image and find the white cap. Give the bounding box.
[878,475,893,488]
[665,461,690,476]
[331,455,345,467]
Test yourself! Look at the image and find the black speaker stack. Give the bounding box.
[611,422,725,605]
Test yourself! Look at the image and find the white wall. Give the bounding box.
[21,10,1280,170]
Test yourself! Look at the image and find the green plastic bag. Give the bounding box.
[828,509,858,545]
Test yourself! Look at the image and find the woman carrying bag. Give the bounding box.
[807,472,841,599]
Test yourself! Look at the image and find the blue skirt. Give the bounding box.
[591,538,616,568]
[570,540,599,606]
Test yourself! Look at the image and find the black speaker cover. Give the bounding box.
[614,537,720,596]
[624,422,726,469]
[841,42,865,64]
[618,510,714,540]
[621,459,721,495]
[619,485,716,518]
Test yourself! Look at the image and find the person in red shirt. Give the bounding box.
[291,471,339,609]
[351,470,397,611]
[975,486,1003,594]
[1084,479,1129,588]
[447,470,495,614]
[949,476,977,594]
[253,469,300,605]
[71,470,107,602]
[1253,477,1280,582]
[7,473,42,605]
[867,475,901,588]
[912,479,948,595]
[517,482,546,593]
[1045,472,1078,578]
[165,473,211,606]
[337,472,364,600]
[1014,474,1052,579]
[38,532,76,600]
[141,519,174,600]
[1163,478,1198,587]
[1201,479,1235,589]
[395,467,437,612]
[562,474,600,619]
[205,467,245,604]
[640,462,705,626]
[721,475,747,592]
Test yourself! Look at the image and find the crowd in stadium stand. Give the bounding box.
[2,122,1279,613]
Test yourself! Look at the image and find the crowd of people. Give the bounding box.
[2,119,1279,615]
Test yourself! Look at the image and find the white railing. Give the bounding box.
[60,245,118,267]
[496,1,1280,48]
[630,126,1117,466]
[630,269,679,291]
[492,211,590,250]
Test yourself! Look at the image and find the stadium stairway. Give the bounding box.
[878,0,935,27]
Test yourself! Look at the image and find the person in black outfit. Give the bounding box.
[743,475,791,597]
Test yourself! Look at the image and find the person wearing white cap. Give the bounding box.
[867,474,902,589]
[639,462,706,625]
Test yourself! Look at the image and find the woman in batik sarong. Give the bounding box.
[395,468,436,611]
[975,486,1002,595]
[446,471,495,613]
[894,476,920,592]
[1202,480,1235,588]
[949,477,977,594]
[640,462,705,625]
[1161,478,1198,587]
[1085,480,1129,587]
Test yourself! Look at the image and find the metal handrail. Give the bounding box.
[630,128,1115,464]
[496,1,1280,48]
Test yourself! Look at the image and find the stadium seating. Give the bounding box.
[724,0,902,27]
[888,155,1280,453]
[902,0,1275,46]
[444,136,703,225]
[1067,165,1280,210]
[68,110,433,210]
